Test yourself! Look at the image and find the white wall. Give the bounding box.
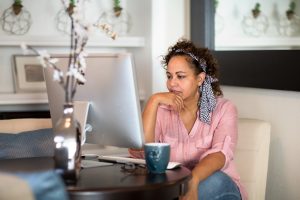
[151,1,300,200]
[127,0,152,102]
[151,0,189,94]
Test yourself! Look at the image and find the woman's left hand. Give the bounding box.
[128,148,144,159]
[181,190,198,200]
[180,175,200,200]
[181,182,198,200]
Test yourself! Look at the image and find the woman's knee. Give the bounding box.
[198,171,241,200]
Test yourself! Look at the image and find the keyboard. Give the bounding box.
[81,160,113,168]
[98,155,181,170]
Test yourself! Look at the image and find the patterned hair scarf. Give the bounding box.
[199,75,217,124]
[175,49,217,124]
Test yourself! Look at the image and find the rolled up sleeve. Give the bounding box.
[199,101,238,169]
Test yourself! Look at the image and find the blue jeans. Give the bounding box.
[198,171,241,200]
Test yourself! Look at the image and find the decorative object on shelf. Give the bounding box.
[0,0,32,35]
[55,0,85,35]
[12,55,46,93]
[97,0,131,36]
[113,0,123,17]
[277,1,300,37]
[55,5,72,35]
[242,3,269,37]
[21,0,116,183]
[286,1,296,20]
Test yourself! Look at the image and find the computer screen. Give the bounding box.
[44,53,144,149]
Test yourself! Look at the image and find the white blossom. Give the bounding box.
[66,67,86,83]
[20,42,29,55]
[96,23,117,40]
[74,71,86,83]
[37,56,47,68]
[37,50,51,59]
[49,58,59,64]
[66,64,76,77]
[78,51,87,71]
[53,70,63,82]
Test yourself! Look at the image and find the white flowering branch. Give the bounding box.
[21,0,116,103]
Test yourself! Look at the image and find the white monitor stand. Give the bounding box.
[73,101,90,145]
[73,101,129,168]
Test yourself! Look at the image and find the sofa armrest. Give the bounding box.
[0,118,52,134]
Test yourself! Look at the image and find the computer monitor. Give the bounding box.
[44,53,144,149]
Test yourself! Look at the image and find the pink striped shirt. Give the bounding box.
[155,97,247,200]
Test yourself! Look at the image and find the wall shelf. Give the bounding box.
[0,35,145,47]
[215,36,300,50]
[0,91,145,106]
[0,93,48,105]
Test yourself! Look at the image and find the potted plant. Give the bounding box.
[113,0,123,17]
[12,0,23,15]
[286,1,296,20]
[252,3,261,19]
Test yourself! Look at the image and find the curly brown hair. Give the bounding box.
[161,38,223,97]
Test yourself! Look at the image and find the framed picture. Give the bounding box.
[13,55,46,93]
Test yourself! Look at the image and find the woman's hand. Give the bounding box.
[181,179,198,200]
[153,92,184,112]
[128,148,144,159]
[142,92,184,143]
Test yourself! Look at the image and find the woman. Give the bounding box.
[131,39,247,200]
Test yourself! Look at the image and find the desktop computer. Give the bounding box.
[44,53,145,150]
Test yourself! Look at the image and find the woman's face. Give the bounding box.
[166,56,204,101]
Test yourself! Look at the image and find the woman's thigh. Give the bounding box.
[198,171,241,200]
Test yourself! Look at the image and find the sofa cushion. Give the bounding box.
[0,118,52,134]
[236,118,271,200]
[0,128,54,159]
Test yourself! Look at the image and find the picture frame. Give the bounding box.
[13,55,46,93]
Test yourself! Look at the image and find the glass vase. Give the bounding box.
[241,11,269,37]
[53,103,81,183]
[277,14,300,37]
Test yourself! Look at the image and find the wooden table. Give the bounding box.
[0,157,191,200]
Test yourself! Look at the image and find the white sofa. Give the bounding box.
[236,118,271,200]
[0,118,52,134]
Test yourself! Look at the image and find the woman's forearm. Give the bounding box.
[182,152,226,200]
[191,152,225,185]
[142,92,184,143]
[142,95,160,143]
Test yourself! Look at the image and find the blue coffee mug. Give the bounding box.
[144,143,170,174]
